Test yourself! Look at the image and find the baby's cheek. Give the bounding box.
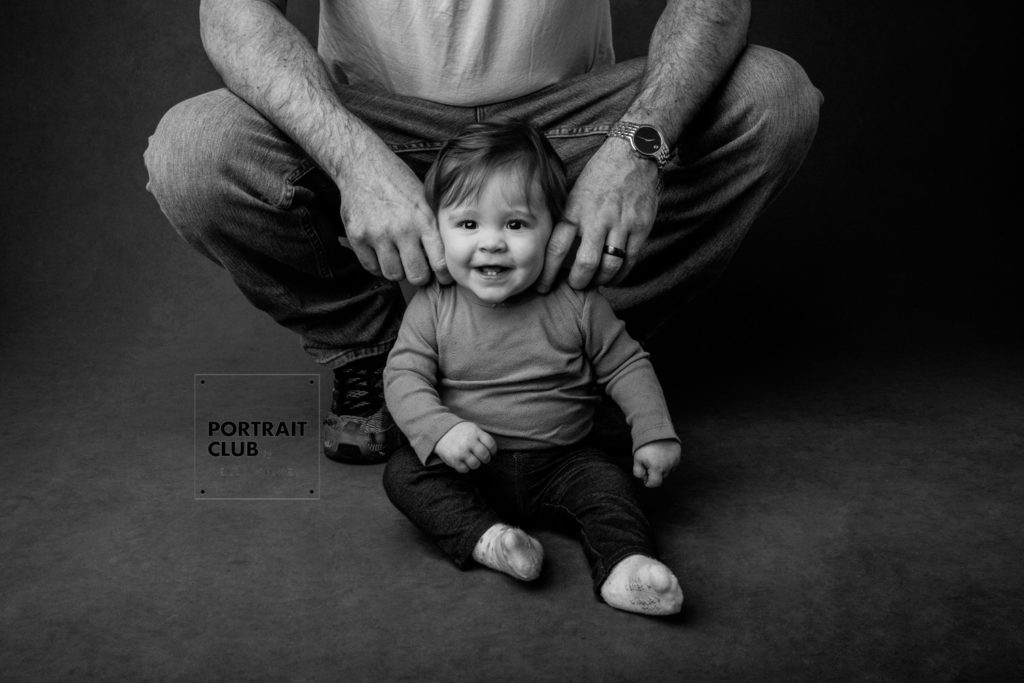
[443,246,472,286]
[523,253,545,283]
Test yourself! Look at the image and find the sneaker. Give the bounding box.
[322,358,403,464]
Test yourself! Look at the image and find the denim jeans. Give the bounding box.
[144,46,821,368]
[382,442,654,593]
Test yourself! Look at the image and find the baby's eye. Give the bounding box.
[506,219,527,230]
[457,220,477,230]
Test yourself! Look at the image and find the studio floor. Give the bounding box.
[2,284,1021,680]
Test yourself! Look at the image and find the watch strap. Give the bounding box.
[607,121,671,169]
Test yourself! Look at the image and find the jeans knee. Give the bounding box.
[382,456,401,501]
[381,446,418,505]
[736,45,823,168]
[143,90,256,247]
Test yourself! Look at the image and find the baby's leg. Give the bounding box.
[383,446,506,568]
[600,554,683,615]
[472,523,544,581]
[533,446,683,615]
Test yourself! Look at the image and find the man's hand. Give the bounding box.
[537,140,660,293]
[632,439,681,488]
[434,421,497,473]
[339,142,451,286]
[199,0,451,288]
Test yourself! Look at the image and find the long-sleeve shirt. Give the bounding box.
[384,281,679,464]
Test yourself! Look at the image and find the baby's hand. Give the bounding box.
[434,422,497,473]
[632,440,681,488]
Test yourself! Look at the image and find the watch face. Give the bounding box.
[632,125,662,155]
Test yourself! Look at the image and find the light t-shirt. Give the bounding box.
[317,0,614,106]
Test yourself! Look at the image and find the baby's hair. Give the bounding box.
[424,117,568,222]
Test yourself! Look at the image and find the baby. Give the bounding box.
[383,118,683,615]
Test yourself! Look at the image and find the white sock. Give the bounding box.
[600,554,683,616]
[471,523,544,581]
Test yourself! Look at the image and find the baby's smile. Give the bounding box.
[474,265,511,276]
[437,167,553,304]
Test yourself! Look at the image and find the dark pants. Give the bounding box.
[383,443,655,593]
[143,47,821,369]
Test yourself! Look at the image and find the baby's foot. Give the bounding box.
[472,523,544,581]
[600,554,683,615]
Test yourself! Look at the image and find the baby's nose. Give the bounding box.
[478,229,507,251]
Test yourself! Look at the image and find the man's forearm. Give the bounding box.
[624,0,750,146]
[199,0,380,185]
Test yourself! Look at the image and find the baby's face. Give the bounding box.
[437,167,553,304]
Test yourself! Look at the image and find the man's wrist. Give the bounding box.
[606,120,673,170]
[603,135,663,189]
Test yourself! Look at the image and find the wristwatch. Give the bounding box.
[607,121,671,170]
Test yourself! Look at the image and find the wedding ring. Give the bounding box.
[602,244,626,259]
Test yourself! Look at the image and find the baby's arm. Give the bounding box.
[582,291,681,487]
[383,287,466,463]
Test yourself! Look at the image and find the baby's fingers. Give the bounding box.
[643,468,665,489]
[633,459,666,488]
[633,460,648,482]
[476,430,497,462]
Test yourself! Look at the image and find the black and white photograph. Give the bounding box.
[1,1,1021,680]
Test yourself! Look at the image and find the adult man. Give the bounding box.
[145,0,821,464]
